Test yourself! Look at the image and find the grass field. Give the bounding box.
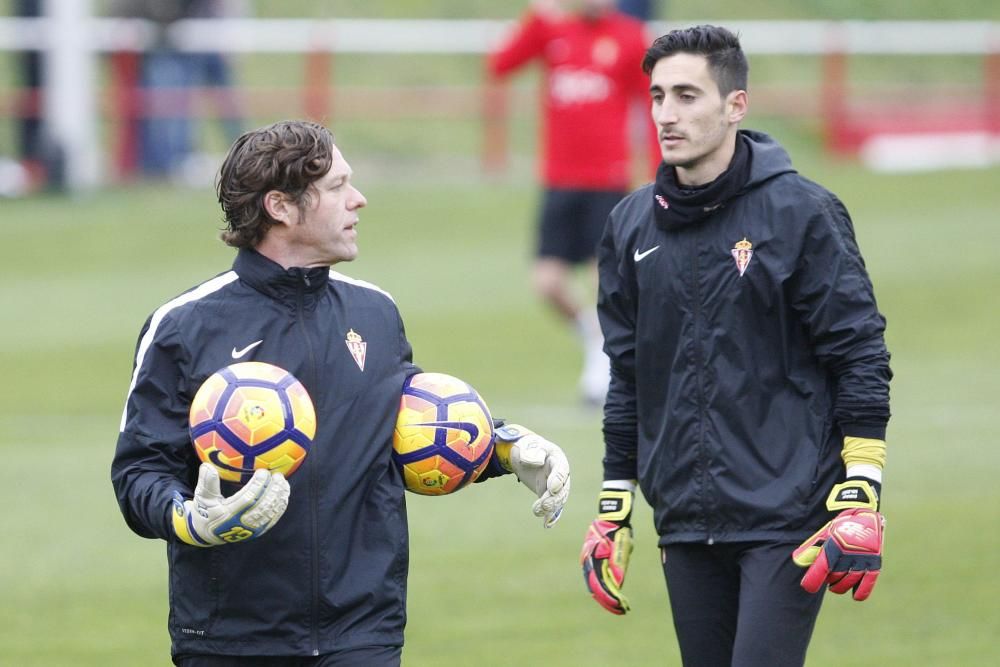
[2,2,999,664]
[2,126,999,665]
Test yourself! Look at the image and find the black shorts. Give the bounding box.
[661,541,824,667]
[536,188,625,264]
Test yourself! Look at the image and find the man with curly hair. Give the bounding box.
[112,120,571,666]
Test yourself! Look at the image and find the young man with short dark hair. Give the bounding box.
[580,25,891,666]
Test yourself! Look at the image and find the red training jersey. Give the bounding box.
[488,9,658,190]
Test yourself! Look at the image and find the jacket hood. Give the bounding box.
[740,129,796,191]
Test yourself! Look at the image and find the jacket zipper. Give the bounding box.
[690,234,714,545]
[296,274,321,656]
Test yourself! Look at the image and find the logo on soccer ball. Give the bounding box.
[410,420,482,448]
[188,361,316,483]
[391,373,495,495]
[241,402,267,424]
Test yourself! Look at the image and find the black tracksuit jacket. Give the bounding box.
[598,130,892,545]
[112,248,421,657]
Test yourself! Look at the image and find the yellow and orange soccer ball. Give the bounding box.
[392,372,495,495]
[189,361,316,483]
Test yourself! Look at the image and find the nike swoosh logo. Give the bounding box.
[208,449,257,474]
[633,245,661,262]
[414,420,480,444]
[231,339,263,359]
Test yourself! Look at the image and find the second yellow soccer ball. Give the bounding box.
[392,372,495,495]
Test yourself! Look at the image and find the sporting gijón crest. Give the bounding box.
[345,329,366,371]
[731,237,753,277]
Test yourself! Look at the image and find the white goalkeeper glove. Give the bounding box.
[494,424,571,528]
[171,463,290,547]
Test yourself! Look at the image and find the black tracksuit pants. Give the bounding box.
[661,541,825,667]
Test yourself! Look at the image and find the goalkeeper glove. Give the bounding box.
[580,485,634,615]
[792,477,884,601]
[171,463,290,547]
[493,424,571,528]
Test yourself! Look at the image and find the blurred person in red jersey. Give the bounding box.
[487,0,658,406]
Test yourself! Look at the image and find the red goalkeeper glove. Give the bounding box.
[793,478,884,601]
[580,487,633,615]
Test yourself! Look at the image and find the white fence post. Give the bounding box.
[43,0,100,192]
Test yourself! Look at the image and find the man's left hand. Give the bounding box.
[494,424,570,527]
[793,507,885,601]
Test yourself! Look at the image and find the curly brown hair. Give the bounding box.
[216,120,334,249]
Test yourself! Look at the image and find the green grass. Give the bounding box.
[2,131,999,665]
[1,2,999,664]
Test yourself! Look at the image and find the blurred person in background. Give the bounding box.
[111,120,570,667]
[185,0,247,149]
[110,0,245,179]
[13,0,45,188]
[617,0,657,21]
[579,25,892,666]
[112,0,194,177]
[5,0,64,194]
[487,0,658,406]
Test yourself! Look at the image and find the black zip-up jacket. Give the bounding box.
[112,248,420,657]
[598,131,891,545]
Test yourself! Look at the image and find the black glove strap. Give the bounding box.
[828,476,881,512]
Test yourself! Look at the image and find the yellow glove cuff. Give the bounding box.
[842,436,887,470]
[598,489,633,523]
[492,423,537,473]
[171,498,204,547]
[494,441,514,473]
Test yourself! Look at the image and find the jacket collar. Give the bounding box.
[652,130,796,230]
[652,132,752,230]
[233,248,329,302]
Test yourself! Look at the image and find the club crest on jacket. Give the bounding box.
[731,237,753,277]
[345,329,366,371]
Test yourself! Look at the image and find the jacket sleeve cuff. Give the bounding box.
[603,463,638,481]
[839,422,887,440]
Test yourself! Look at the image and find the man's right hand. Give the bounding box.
[171,463,290,547]
[580,486,634,614]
